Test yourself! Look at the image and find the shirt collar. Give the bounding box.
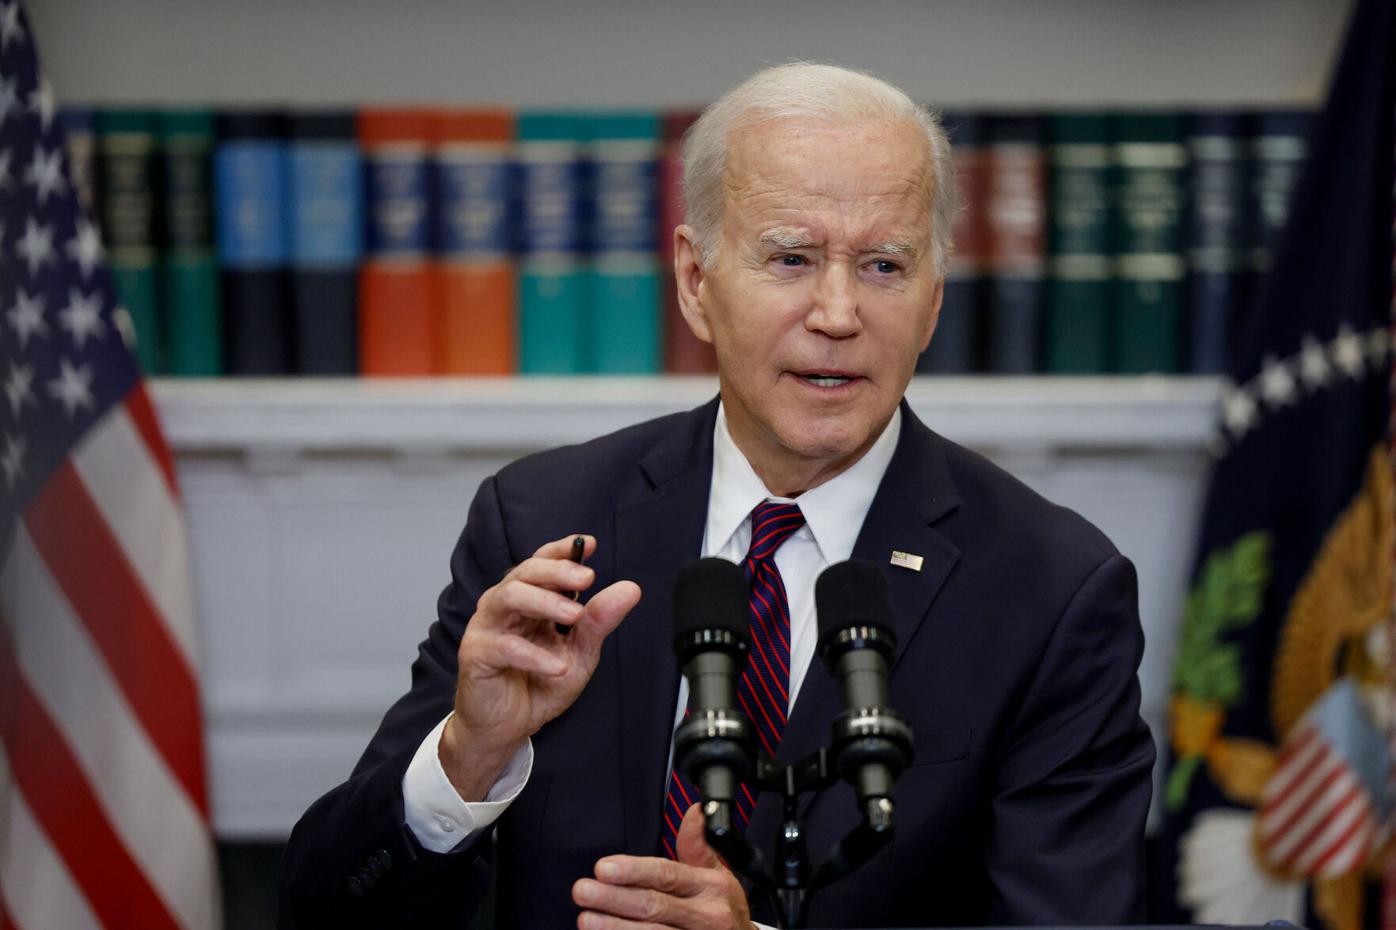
[707,402,902,563]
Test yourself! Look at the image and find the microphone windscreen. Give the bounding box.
[672,557,750,641]
[815,560,894,641]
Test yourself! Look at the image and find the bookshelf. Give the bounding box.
[27,0,1350,836]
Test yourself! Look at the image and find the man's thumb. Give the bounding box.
[675,803,722,869]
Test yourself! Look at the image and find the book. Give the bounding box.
[586,112,662,374]
[1111,112,1187,373]
[289,110,362,375]
[359,107,436,375]
[159,109,221,376]
[435,109,515,374]
[96,108,163,373]
[1247,110,1311,302]
[517,111,587,374]
[919,112,987,374]
[659,110,716,374]
[1184,111,1249,374]
[1043,112,1112,374]
[215,110,292,374]
[983,114,1047,373]
[58,108,98,218]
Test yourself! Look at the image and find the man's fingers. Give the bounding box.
[674,804,722,871]
[586,855,709,896]
[578,580,642,639]
[468,631,567,678]
[533,533,596,561]
[479,578,586,630]
[508,555,597,598]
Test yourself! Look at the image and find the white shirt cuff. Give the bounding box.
[402,714,534,854]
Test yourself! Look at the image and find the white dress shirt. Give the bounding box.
[402,403,902,858]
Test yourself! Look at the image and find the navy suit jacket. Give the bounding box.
[280,399,1155,928]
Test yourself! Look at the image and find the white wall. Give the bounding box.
[31,0,1351,108]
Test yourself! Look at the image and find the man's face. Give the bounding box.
[677,116,944,491]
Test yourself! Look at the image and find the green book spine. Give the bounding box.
[1045,113,1113,373]
[1111,112,1187,373]
[96,108,162,373]
[517,112,588,373]
[586,112,661,373]
[160,109,222,376]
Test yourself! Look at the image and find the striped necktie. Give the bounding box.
[659,500,806,859]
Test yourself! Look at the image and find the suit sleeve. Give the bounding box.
[986,552,1157,924]
[278,475,517,929]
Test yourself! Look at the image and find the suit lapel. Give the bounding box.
[614,401,718,856]
[746,404,962,843]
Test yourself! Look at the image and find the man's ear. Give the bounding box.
[674,224,714,345]
[918,277,945,353]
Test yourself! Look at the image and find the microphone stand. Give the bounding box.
[693,742,902,929]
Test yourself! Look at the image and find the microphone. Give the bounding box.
[815,560,913,822]
[671,557,756,836]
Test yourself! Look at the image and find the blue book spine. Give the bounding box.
[1185,111,1248,373]
[517,113,587,374]
[289,112,362,375]
[587,113,661,374]
[215,111,291,374]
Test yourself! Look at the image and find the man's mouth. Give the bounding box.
[796,370,857,387]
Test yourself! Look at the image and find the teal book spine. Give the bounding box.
[1045,113,1113,374]
[585,112,661,374]
[1111,112,1187,373]
[517,112,587,374]
[96,109,163,374]
[159,109,222,376]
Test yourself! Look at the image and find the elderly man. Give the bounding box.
[280,63,1154,929]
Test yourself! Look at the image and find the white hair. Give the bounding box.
[681,62,957,276]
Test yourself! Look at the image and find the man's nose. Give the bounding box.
[806,262,861,338]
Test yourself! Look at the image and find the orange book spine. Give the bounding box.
[435,109,516,374]
[359,108,436,375]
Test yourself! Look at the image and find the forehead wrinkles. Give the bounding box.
[722,120,934,232]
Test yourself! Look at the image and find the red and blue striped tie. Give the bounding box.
[660,500,805,859]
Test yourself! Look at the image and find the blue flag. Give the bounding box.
[1156,1,1395,928]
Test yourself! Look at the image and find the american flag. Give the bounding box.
[0,2,220,928]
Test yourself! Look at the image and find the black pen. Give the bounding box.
[557,535,586,635]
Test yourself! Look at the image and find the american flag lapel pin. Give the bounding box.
[889,550,924,572]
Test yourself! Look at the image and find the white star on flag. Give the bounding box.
[22,144,65,206]
[0,76,18,131]
[14,214,53,277]
[1330,324,1366,379]
[1,432,25,490]
[28,76,53,129]
[113,305,137,350]
[1258,355,1298,408]
[6,288,46,348]
[57,287,106,349]
[4,361,35,418]
[1222,382,1260,438]
[46,356,95,418]
[64,217,104,278]
[0,2,23,50]
[1298,335,1332,390]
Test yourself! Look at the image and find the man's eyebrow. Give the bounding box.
[758,229,816,249]
[866,240,917,256]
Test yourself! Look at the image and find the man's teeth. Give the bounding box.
[802,375,851,387]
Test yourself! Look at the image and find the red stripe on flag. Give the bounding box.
[0,616,182,930]
[1263,753,1345,842]
[1310,805,1374,875]
[1278,780,1365,871]
[122,385,178,497]
[24,464,209,817]
[0,883,16,930]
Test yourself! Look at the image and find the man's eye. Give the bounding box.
[778,254,806,267]
[872,260,900,274]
